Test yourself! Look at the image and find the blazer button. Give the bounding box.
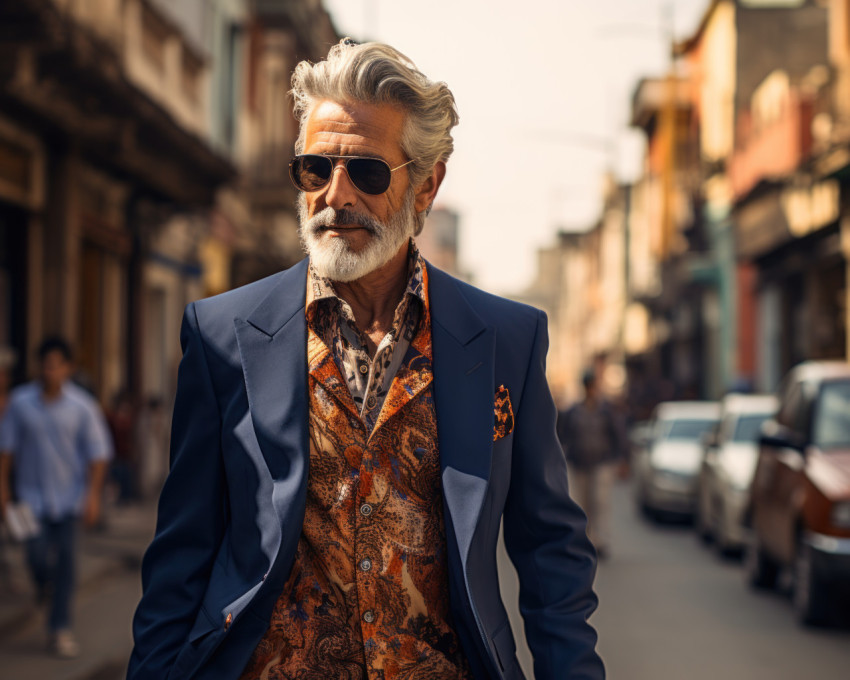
[224,613,232,631]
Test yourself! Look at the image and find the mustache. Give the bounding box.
[305,207,381,236]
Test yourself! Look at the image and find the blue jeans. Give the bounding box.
[26,516,76,632]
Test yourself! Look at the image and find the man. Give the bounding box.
[129,40,603,680]
[557,370,627,560]
[0,337,112,657]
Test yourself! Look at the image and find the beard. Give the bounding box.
[297,188,418,283]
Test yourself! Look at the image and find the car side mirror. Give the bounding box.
[758,420,805,452]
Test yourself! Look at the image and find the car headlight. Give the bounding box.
[831,502,850,529]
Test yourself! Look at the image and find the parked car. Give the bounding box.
[635,401,721,519]
[628,420,653,467]
[696,393,778,553]
[745,361,850,625]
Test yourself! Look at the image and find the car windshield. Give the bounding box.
[732,414,771,443]
[813,380,850,449]
[659,418,717,441]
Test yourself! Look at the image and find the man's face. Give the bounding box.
[297,99,418,282]
[40,350,71,392]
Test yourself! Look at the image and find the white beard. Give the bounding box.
[297,189,417,282]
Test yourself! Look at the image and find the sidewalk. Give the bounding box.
[0,502,156,680]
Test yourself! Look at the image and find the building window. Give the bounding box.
[182,49,204,105]
[0,141,32,200]
[141,4,170,73]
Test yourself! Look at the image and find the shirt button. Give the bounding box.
[359,364,368,374]
[360,558,372,572]
[363,610,376,624]
[367,396,377,409]
[360,503,373,517]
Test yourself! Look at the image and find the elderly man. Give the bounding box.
[129,41,603,680]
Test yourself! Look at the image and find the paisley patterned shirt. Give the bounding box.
[308,243,425,432]
[238,252,471,680]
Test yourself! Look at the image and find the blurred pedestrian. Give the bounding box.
[0,346,17,592]
[0,345,14,416]
[558,369,627,559]
[135,396,167,500]
[0,337,113,658]
[106,390,137,503]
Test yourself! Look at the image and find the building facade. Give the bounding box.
[0,0,338,494]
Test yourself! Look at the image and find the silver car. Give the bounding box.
[696,394,778,553]
[635,401,721,518]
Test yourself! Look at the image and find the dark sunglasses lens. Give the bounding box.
[347,158,392,194]
[293,155,332,191]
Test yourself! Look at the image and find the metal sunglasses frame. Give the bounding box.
[288,154,416,195]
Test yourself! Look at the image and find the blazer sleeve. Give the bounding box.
[502,311,605,679]
[128,303,227,680]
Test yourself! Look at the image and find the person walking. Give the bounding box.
[558,369,627,560]
[129,40,603,680]
[0,337,113,657]
[0,345,17,593]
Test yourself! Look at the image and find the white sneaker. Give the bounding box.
[50,630,80,658]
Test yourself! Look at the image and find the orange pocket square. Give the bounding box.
[493,385,515,441]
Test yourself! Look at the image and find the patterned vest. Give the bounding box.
[239,265,470,680]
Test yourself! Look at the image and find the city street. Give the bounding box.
[0,503,152,680]
[500,481,850,679]
[1,483,848,679]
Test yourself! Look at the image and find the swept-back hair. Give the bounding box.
[291,40,459,191]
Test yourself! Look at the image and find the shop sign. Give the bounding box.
[735,191,790,258]
[0,118,43,210]
[780,180,840,238]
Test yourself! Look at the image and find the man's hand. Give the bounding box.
[82,491,102,528]
[84,460,108,528]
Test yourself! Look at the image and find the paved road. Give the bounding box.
[499,480,850,679]
[0,504,152,680]
[4,484,849,679]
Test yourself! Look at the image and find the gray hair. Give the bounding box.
[291,40,459,192]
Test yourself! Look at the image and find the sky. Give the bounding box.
[322,0,710,294]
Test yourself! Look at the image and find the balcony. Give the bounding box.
[729,92,813,201]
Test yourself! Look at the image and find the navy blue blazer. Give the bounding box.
[128,259,604,680]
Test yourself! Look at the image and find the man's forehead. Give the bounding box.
[304,100,405,151]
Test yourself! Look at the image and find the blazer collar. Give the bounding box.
[245,258,310,337]
[426,266,488,348]
[428,265,495,570]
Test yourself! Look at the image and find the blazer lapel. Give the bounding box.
[428,265,495,569]
[234,259,311,575]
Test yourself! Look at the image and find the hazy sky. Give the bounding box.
[322,0,709,293]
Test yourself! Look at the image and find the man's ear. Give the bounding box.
[414,161,446,213]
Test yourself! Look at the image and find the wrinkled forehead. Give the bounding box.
[303,99,407,160]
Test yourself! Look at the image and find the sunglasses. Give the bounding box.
[289,154,415,195]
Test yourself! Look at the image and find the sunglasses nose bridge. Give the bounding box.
[324,159,359,206]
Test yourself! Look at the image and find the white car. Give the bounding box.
[635,401,721,518]
[696,394,778,553]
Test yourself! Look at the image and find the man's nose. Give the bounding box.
[325,162,358,210]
